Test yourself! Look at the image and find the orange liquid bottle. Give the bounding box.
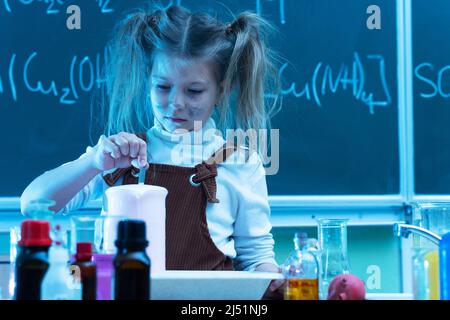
[283,233,320,300]
[285,279,319,300]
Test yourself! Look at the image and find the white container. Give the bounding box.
[103,184,168,273]
[41,244,81,300]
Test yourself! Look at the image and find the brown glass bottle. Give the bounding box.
[14,220,52,300]
[73,242,97,300]
[113,220,150,300]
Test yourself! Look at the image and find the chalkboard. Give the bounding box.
[413,0,450,194]
[0,0,399,197]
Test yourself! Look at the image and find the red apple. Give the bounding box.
[327,274,366,300]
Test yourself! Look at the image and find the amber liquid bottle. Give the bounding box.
[113,220,151,300]
[73,242,97,300]
[282,233,319,300]
[14,220,52,300]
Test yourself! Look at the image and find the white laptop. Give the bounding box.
[150,271,284,300]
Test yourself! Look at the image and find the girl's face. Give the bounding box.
[149,52,222,133]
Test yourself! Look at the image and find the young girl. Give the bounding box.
[21,5,283,297]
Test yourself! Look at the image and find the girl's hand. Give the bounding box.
[90,132,150,172]
[254,263,286,300]
[263,277,286,300]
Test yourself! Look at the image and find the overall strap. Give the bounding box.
[204,140,238,165]
[190,140,239,204]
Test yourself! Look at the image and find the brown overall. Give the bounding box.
[103,133,238,270]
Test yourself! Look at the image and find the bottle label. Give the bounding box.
[284,279,319,300]
[68,265,82,290]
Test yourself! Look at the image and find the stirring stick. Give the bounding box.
[138,161,146,185]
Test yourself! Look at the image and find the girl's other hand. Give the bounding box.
[254,263,286,300]
[90,132,150,172]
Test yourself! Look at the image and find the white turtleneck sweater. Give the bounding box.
[59,118,277,271]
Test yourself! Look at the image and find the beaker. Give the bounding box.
[25,199,56,221]
[70,215,98,257]
[413,202,450,236]
[70,215,127,300]
[70,215,127,255]
[317,218,351,299]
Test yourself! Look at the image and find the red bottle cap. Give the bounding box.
[76,242,93,261]
[18,220,52,247]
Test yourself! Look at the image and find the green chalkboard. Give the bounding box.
[413,0,450,194]
[0,0,399,197]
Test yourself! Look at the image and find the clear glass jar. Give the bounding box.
[317,218,351,300]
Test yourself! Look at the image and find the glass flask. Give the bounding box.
[317,218,351,300]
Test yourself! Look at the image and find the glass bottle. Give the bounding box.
[14,220,52,300]
[41,225,81,300]
[93,215,126,300]
[282,233,319,300]
[73,242,97,300]
[113,220,151,300]
[317,219,351,300]
[12,199,56,300]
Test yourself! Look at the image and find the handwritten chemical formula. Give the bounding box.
[277,52,392,114]
[0,1,402,113]
[0,49,109,105]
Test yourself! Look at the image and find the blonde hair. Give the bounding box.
[95,5,282,150]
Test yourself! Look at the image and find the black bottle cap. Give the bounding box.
[115,220,149,249]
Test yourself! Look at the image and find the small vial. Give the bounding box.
[73,242,97,300]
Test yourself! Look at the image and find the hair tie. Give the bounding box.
[149,16,158,26]
[225,23,234,36]
[147,15,160,36]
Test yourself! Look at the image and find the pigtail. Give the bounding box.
[101,9,154,136]
[221,12,282,135]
